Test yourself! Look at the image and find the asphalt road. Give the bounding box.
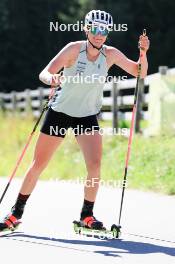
[0,177,175,264]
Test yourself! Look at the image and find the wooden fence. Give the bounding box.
[0,66,171,132]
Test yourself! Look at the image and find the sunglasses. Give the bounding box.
[90,26,109,36]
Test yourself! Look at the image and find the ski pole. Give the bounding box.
[118,29,147,226]
[0,86,55,205]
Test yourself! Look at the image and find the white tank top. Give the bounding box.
[50,41,108,117]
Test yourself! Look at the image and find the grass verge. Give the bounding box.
[0,111,175,195]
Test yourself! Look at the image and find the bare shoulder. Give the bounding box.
[63,41,84,66]
[105,45,124,68]
[65,41,84,55]
[105,45,121,57]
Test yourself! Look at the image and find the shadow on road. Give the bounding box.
[1,232,175,258]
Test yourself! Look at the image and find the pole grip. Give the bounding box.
[139,29,147,56]
[138,29,147,77]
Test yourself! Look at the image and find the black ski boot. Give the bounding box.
[0,205,23,233]
[0,214,21,232]
[80,216,104,230]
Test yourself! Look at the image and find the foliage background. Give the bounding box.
[0,0,174,92]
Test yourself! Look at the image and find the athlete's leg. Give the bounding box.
[76,131,102,222]
[76,131,102,202]
[76,131,103,228]
[19,132,64,194]
[0,132,64,230]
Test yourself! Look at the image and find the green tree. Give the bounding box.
[0,0,175,92]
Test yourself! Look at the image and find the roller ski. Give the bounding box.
[0,213,21,235]
[73,216,121,239]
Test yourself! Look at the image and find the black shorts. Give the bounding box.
[40,107,100,138]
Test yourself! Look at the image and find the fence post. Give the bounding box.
[11,91,17,111]
[112,81,118,130]
[38,87,44,113]
[25,89,31,114]
[159,66,168,75]
[159,66,168,134]
[135,78,144,133]
[0,93,6,113]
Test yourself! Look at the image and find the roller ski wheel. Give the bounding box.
[73,221,82,234]
[0,214,21,235]
[111,224,121,238]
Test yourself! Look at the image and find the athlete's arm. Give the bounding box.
[106,35,149,78]
[39,42,81,85]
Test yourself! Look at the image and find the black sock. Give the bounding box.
[80,199,94,220]
[11,193,30,219]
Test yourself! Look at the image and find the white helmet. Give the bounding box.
[85,10,113,30]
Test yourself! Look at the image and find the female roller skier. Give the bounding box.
[0,10,149,232]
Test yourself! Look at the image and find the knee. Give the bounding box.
[31,159,48,173]
[86,158,101,173]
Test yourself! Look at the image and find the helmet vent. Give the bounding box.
[92,12,95,20]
